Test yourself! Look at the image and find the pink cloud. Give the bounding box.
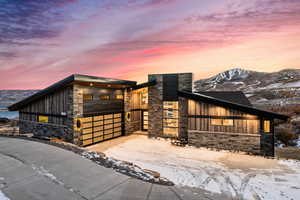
[0,0,300,89]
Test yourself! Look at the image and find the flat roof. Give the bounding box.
[8,74,136,111]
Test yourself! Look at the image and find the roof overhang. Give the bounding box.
[8,74,137,111]
[178,90,289,120]
[128,80,157,91]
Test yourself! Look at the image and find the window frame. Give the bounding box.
[99,95,110,100]
[163,101,179,137]
[83,94,93,101]
[38,115,49,123]
[115,94,124,100]
[263,120,271,133]
[211,118,234,126]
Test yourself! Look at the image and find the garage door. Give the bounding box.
[79,113,123,146]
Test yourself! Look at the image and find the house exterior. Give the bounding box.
[8,73,288,156]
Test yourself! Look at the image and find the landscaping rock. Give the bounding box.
[142,169,160,178]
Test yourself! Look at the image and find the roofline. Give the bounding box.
[8,74,137,111]
[196,91,252,106]
[129,80,157,91]
[178,90,289,120]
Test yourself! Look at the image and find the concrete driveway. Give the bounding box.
[0,137,229,200]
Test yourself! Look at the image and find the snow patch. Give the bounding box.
[284,80,300,88]
[104,135,300,200]
[0,190,9,200]
[32,165,64,185]
[80,151,173,185]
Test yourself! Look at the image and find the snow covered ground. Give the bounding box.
[0,191,9,200]
[0,177,9,200]
[103,135,300,200]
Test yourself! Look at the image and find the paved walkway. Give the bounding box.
[0,137,230,200]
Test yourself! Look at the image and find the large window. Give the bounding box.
[264,120,271,133]
[141,89,148,105]
[38,115,48,123]
[163,101,179,137]
[99,95,110,100]
[83,94,93,101]
[115,94,123,100]
[211,119,233,126]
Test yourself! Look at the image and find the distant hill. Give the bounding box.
[194,68,300,106]
[0,90,38,109]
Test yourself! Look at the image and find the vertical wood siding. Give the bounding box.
[188,99,260,134]
[19,86,71,125]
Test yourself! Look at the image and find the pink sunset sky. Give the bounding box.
[0,0,300,89]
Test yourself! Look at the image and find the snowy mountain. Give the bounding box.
[194,68,300,106]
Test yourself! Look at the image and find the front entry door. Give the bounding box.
[142,111,148,131]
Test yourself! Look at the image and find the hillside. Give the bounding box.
[194,68,300,106]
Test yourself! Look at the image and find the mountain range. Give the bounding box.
[194,68,300,106]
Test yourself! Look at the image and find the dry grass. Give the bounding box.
[261,105,300,117]
[276,147,300,161]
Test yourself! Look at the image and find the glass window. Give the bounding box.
[163,101,178,109]
[116,94,123,100]
[83,94,93,101]
[141,89,148,104]
[264,120,271,133]
[211,119,233,126]
[163,101,179,137]
[210,106,227,116]
[99,95,110,100]
[223,119,233,126]
[38,115,48,123]
[211,119,222,125]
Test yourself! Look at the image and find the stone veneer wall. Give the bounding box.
[19,121,72,141]
[148,74,164,137]
[188,131,262,155]
[72,84,82,145]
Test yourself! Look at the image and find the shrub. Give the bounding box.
[275,127,298,146]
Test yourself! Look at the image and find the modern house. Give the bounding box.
[8,73,288,156]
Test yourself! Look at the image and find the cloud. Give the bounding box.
[0,51,17,58]
[185,0,300,24]
[0,0,75,45]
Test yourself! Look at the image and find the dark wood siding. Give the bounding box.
[20,86,70,115]
[163,74,178,101]
[188,99,260,134]
[19,86,71,125]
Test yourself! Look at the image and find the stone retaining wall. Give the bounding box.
[19,120,72,142]
[188,130,262,155]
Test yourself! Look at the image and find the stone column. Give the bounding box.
[124,89,134,136]
[148,74,164,137]
[72,84,83,145]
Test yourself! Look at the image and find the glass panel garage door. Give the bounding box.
[80,113,123,146]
